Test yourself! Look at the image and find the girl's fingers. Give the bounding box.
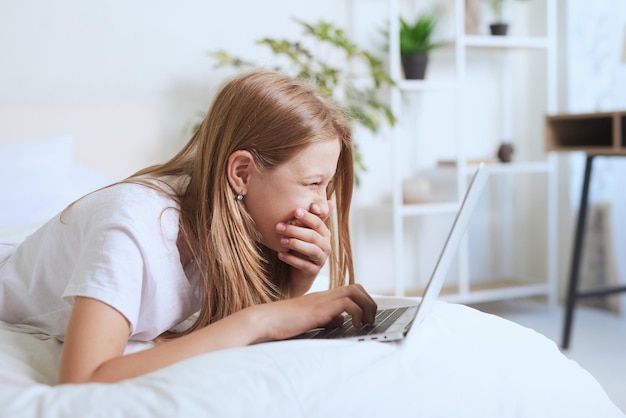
[277,207,333,268]
[277,250,319,273]
[325,314,346,328]
[261,285,378,341]
[280,237,324,262]
[339,284,377,325]
[314,285,377,328]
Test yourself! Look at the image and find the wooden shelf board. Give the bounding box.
[468,160,551,174]
[547,146,626,156]
[462,35,550,50]
[398,79,459,92]
[354,200,459,216]
[379,278,551,304]
[438,160,551,174]
[401,201,459,216]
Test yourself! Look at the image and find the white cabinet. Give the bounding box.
[380,0,559,303]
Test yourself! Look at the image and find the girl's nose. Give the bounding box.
[310,199,330,218]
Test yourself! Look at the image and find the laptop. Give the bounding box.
[293,163,489,342]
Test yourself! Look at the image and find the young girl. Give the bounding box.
[0,70,377,384]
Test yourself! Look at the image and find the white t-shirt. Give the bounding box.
[0,179,200,342]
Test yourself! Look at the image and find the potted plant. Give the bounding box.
[399,10,443,80]
[209,19,396,179]
[488,0,530,36]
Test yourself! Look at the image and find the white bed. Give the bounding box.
[0,137,623,417]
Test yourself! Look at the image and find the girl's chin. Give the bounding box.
[260,237,283,254]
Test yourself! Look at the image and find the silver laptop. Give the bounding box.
[293,163,489,342]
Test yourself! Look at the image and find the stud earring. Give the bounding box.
[236,193,244,201]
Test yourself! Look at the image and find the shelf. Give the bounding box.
[438,160,552,174]
[468,160,552,174]
[398,79,459,92]
[400,201,459,216]
[461,35,550,50]
[354,200,459,217]
[442,280,552,304]
[391,278,552,305]
[379,0,558,304]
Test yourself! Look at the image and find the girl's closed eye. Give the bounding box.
[312,182,330,192]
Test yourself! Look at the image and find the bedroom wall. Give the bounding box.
[0,0,353,178]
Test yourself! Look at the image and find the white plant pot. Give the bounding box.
[402,176,431,204]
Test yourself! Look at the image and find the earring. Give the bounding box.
[236,193,244,201]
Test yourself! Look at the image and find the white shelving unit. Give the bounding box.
[386,0,559,304]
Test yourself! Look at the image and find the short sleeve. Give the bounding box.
[59,181,198,341]
[62,223,145,335]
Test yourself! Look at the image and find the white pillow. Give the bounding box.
[0,136,75,225]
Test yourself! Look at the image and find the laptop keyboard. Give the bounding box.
[311,306,409,339]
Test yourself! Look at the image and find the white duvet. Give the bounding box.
[0,298,622,418]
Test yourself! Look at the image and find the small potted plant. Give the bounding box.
[399,10,443,80]
[488,0,530,36]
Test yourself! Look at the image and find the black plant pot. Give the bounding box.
[489,23,509,36]
[401,54,429,80]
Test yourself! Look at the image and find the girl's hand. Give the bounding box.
[276,200,334,297]
[251,284,377,341]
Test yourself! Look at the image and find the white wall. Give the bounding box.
[0,0,352,178]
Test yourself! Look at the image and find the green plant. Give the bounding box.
[399,11,443,55]
[488,0,530,23]
[210,19,396,176]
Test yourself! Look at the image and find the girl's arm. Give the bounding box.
[58,284,376,384]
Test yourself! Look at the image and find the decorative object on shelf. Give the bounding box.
[399,10,443,80]
[465,0,482,35]
[437,157,494,167]
[497,142,515,162]
[402,176,432,204]
[210,19,396,179]
[487,0,530,36]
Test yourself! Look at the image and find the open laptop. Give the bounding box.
[293,163,489,342]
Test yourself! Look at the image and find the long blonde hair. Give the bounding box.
[132,70,355,336]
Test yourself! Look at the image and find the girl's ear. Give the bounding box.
[227,150,255,195]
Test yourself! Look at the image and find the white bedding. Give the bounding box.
[0,298,623,418]
[0,137,623,417]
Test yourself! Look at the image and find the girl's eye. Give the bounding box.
[306,179,329,188]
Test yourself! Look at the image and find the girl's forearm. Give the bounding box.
[79,309,265,384]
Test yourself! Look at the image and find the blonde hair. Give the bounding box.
[132,70,355,337]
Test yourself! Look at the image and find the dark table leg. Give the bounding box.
[562,155,594,350]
